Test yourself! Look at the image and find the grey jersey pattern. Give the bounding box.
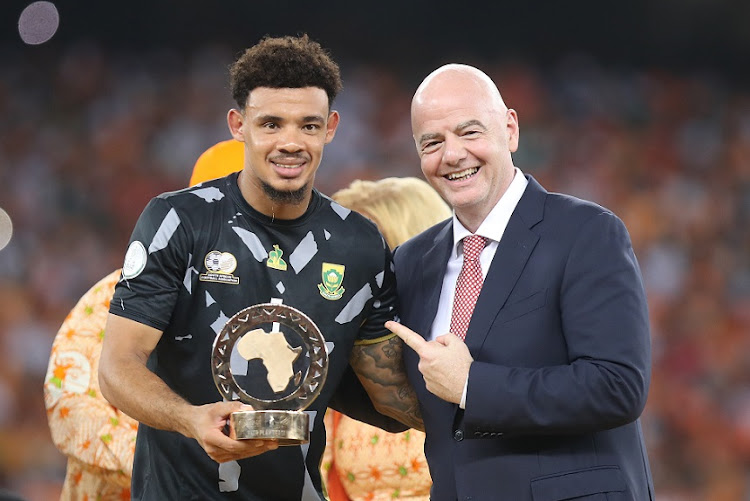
[111,173,397,501]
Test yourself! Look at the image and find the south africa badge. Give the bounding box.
[318,263,345,300]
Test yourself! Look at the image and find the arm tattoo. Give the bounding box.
[350,337,424,431]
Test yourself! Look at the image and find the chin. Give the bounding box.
[262,179,310,205]
[450,194,484,212]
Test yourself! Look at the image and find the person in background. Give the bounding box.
[44,270,135,500]
[387,63,654,500]
[189,139,244,186]
[321,177,450,501]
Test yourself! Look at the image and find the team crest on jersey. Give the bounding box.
[318,263,345,300]
[266,245,288,271]
[199,250,239,285]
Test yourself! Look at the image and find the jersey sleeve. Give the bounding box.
[354,239,399,344]
[109,196,189,331]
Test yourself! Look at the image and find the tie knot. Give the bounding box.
[462,235,487,262]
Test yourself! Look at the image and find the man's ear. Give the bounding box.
[325,110,340,144]
[506,109,519,153]
[227,109,245,142]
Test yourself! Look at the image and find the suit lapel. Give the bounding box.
[410,221,457,419]
[464,175,546,354]
[418,220,453,338]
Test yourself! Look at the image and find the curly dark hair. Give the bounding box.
[229,34,343,109]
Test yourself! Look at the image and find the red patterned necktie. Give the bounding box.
[449,235,488,340]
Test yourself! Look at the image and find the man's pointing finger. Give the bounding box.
[385,320,428,353]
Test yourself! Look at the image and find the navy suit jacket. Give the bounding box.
[393,175,654,501]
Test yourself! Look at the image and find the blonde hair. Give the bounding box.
[332,177,451,248]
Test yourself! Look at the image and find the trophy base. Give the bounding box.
[229,410,309,445]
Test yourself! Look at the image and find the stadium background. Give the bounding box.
[1,1,750,499]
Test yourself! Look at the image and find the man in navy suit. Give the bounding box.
[386,64,654,500]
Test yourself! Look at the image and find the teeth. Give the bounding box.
[273,162,303,169]
[447,167,478,180]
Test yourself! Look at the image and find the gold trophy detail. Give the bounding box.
[211,302,328,445]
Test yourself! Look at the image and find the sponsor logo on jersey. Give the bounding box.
[318,263,345,300]
[200,250,239,285]
[266,244,288,271]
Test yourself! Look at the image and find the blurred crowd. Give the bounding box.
[0,42,749,500]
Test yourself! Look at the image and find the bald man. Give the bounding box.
[386,64,654,500]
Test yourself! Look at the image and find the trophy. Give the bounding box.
[211,302,328,445]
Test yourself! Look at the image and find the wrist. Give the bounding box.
[168,400,198,438]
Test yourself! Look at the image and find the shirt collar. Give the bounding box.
[451,167,529,258]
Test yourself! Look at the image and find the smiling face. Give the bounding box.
[411,65,519,232]
[228,86,339,219]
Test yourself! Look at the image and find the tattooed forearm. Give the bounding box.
[350,336,424,431]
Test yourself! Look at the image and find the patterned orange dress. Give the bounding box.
[323,411,431,501]
[44,270,138,501]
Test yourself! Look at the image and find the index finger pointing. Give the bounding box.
[385,320,428,353]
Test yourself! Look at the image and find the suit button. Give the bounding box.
[453,429,464,441]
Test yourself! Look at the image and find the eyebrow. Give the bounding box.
[255,114,326,124]
[302,115,326,123]
[418,132,442,145]
[255,114,282,123]
[418,119,488,145]
[456,119,487,131]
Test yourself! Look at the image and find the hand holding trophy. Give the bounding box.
[211,302,328,445]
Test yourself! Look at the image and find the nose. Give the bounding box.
[277,129,304,153]
[442,134,467,166]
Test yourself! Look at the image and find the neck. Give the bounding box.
[455,208,489,234]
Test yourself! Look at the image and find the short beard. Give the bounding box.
[261,181,309,205]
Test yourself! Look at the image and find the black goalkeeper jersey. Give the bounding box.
[110,172,397,500]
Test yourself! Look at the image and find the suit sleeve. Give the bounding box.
[463,211,651,435]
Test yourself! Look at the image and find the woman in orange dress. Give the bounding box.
[44,270,137,500]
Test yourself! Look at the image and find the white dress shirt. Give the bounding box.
[428,168,529,408]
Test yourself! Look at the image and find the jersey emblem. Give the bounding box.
[318,263,345,300]
[266,244,288,271]
[122,241,147,279]
[199,250,239,285]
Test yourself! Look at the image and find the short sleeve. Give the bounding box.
[109,196,189,331]
[354,242,399,343]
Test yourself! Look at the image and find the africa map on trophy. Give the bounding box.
[211,302,328,445]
